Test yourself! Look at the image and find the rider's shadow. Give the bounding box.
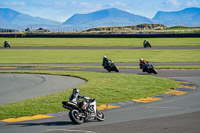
[137,73,150,75]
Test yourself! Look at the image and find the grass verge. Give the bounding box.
[0,70,178,120]
[0,65,200,70]
[0,49,199,63]
[0,38,200,47]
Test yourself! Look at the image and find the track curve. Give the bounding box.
[0,74,86,105]
[0,45,200,133]
[0,68,199,133]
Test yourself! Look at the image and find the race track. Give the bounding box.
[0,68,199,133]
[0,46,200,133]
[0,74,85,105]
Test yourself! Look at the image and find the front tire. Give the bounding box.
[69,109,84,124]
[150,65,157,74]
[115,67,119,72]
[113,65,119,72]
[153,69,157,74]
[96,109,105,121]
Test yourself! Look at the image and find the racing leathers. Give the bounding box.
[139,59,149,72]
[69,88,87,110]
[102,57,112,69]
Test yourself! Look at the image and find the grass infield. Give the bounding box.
[0,38,200,47]
[0,49,199,63]
[0,70,178,120]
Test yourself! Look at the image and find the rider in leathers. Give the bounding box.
[102,56,112,69]
[139,58,149,72]
[4,40,10,48]
[69,88,87,110]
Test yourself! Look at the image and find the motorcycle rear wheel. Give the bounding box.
[69,109,84,124]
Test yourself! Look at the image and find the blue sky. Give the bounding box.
[0,0,199,22]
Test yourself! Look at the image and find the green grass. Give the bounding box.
[0,70,178,120]
[0,38,200,47]
[0,49,199,63]
[1,65,200,70]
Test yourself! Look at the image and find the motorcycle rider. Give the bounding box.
[4,40,10,48]
[69,88,87,110]
[143,40,151,47]
[139,58,149,72]
[102,56,112,69]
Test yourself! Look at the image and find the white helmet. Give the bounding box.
[103,56,106,59]
[139,58,143,62]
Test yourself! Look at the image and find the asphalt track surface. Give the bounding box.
[0,74,86,105]
[0,46,200,133]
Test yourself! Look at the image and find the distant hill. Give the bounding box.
[0,7,200,31]
[63,7,200,28]
[153,7,200,27]
[85,24,167,32]
[63,8,152,27]
[0,8,61,29]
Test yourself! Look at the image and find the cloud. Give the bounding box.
[109,1,127,7]
[166,0,180,6]
[69,1,102,13]
[2,1,26,6]
[187,0,200,6]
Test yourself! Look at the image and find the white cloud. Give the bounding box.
[109,1,127,7]
[70,2,103,13]
[3,2,26,6]
[166,0,180,6]
[187,0,200,6]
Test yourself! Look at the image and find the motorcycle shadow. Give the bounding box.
[9,121,72,127]
[137,73,154,75]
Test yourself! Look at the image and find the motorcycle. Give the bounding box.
[62,97,105,124]
[4,43,11,48]
[143,41,151,48]
[143,64,157,74]
[104,61,119,72]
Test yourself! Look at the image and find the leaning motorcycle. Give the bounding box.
[143,42,151,48]
[4,43,11,48]
[143,64,157,74]
[104,61,119,72]
[62,97,105,124]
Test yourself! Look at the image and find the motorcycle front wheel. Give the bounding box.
[69,109,84,124]
[96,109,105,121]
[153,69,157,74]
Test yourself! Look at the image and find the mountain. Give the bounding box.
[153,7,200,27]
[0,8,61,29]
[1,7,199,31]
[63,8,152,27]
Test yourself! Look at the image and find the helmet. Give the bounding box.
[139,58,143,62]
[72,88,79,94]
[103,56,106,59]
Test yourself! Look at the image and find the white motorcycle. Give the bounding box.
[62,97,105,124]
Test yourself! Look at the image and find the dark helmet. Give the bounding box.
[72,88,79,94]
